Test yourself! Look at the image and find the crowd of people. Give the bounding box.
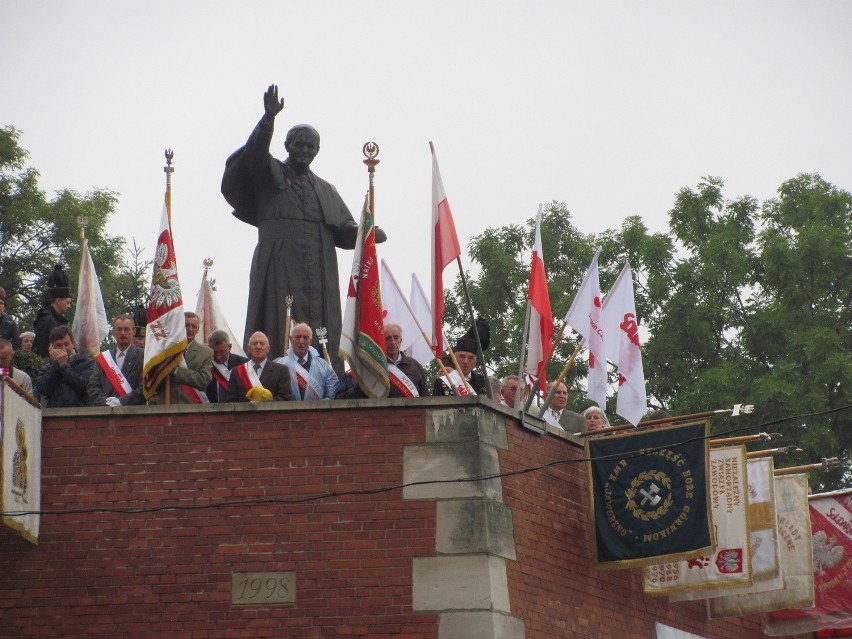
[0,282,611,434]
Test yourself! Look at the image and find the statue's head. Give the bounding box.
[284,125,320,172]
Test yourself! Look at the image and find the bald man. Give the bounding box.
[227,331,293,402]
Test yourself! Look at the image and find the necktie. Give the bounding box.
[298,358,306,368]
[254,363,261,375]
[116,351,125,368]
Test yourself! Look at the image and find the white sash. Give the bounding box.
[177,357,210,404]
[213,361,231,382]
[97,350,133,396]
[275,355,324,400]
[439,370,476,396]
[388,363,419,397]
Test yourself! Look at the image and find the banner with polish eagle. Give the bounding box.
[142,204,188,399]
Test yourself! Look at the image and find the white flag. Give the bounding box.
[195,268,246,357]
[72,238,109,356]
[380,260,421,358]
[410,274,438,368]
[602,263,646,425]
[563,248,607,409]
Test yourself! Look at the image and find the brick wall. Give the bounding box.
[1,398,770,638]
[1,400,439,639]
[500,411,767,639]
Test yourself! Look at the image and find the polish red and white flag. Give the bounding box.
[525,206,553,392]
[430,142,462,356]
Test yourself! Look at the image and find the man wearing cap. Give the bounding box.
[274,323,338,400]
[0,288,20,350]
[227,331,292,402]
[206,330,248,403]
[538,381,585,434]
[33,265,73,358]
[0,338,32,395]
[433,336,488,397]
[34,325,94,408]
[88,315,145,407]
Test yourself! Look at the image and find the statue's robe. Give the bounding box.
[222,119,356,372]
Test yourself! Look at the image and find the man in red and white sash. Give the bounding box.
[275,323,338,400]
[87,315,145,406]
[206,330,248,403]
[384,324,430,398]
[227,331,293,402]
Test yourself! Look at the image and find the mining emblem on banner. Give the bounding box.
[585,420,714,569]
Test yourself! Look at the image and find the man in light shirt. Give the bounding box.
[538,381,584,434]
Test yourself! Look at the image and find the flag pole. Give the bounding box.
[382,259,468,396]
[747,446,802,458]
[577,403,759,437]
[363,142,380,220]
[455,257,493,399]
[163,148,174,405]
[282,294,293,357]
[515,301,532,408]
[774,457,840,475]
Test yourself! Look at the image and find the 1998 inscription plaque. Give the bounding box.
[231,572,296,605]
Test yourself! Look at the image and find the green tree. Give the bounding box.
[443,175,850,490]
[0,125,149,334]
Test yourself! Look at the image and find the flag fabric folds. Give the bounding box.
[708,457,783,616]
[564,248,607,409]
[764,488,852,635]
[339,196,389,398]
[380,260,422,360]
[713,473,814,623]
[72,238,109,357]
[142,204,188,400]
[195,268,246,357]
[430,143,461,356]
[647,445,752,597]
[409,274,437,368]
[525,207,553,392]
[602,263,646,425]
[585,420,714,569]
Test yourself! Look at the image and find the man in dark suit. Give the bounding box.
[88,314,145,406]
[227,331,292,402]
[206,330,248,403]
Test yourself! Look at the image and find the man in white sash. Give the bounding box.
[384,324,429,398]
[88,315,145,406]
[206,330,248,403]
[432,336,488,397]
[275,323,337,400]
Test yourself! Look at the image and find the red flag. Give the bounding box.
[339,195,389,398]
[525,207,553,391]
[195,266,245,357]
[767,489,852,636]
[430,143,461,355]
[142,204,187,399]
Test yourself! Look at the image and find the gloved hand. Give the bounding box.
[105,397,121,407]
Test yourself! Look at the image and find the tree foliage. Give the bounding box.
[0,125,149,333]
[445,175,851,490]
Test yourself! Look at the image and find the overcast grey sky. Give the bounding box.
[3,1,851,345]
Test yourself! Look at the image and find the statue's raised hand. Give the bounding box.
[263,84,285,118]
